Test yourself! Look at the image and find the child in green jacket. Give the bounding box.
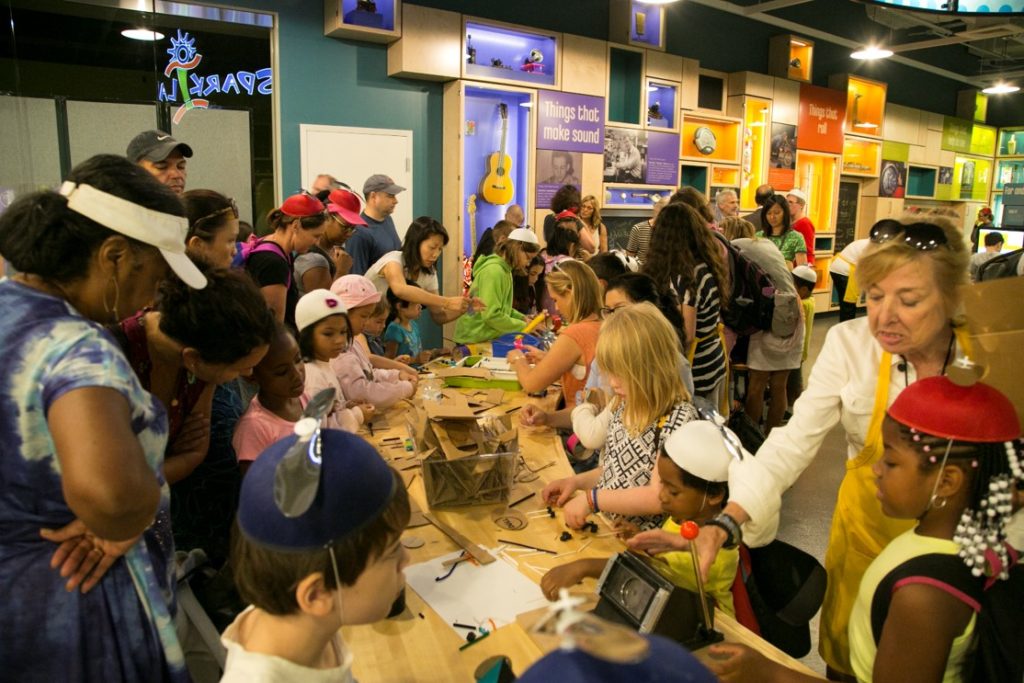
[455,228,540,343]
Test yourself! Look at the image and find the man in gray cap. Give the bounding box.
[126,130,193,196]
[347,173,405,275]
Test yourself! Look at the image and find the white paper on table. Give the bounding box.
[405,548,550,636]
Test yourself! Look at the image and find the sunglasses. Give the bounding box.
[869,219,948,251]
[191,198,239,230]
[600,303,628,318]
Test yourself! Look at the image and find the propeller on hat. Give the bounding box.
[273,388,336,518]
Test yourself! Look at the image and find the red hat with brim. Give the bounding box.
[326,188,367,226]
[888,376,1021,442]
[280,193,326,218]
[555,210,578,221]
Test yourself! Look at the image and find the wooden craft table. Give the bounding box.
[343,382,822,682]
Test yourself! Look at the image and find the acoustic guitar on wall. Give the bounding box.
[480,104,514,205]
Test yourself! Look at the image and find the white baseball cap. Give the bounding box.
[792,265,818,285]
[662,420,737,483]
[295,289,347,332]
[508,227,540,245]
[59,180,206,289]
[786,188,808,207]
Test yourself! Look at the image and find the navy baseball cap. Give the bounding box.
[238,428,396,551]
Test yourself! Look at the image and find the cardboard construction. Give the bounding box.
[961,277,1024,426]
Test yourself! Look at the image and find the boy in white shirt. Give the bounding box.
[222,428,410,681]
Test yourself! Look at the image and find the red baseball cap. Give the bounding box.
[326,188,367,226]
[280,193,326,218]
[555,209,578,221]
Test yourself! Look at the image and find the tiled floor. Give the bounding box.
[772,312,850,676]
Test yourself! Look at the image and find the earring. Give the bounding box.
[102,276,120,323]
[930,495,947,510]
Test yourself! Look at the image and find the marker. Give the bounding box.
[452,621,477,630]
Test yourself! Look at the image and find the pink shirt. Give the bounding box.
[330,338,414,409]
[233,394,308,463]
[304,359,363,433]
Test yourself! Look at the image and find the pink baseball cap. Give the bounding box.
[330,274,381,310]
[326,188,367,226]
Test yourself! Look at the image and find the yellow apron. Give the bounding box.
[837,254,860,304]
[819,328,972,674]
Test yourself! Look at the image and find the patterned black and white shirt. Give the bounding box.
[598,400,700,529]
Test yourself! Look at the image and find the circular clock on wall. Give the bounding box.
[880,163,900,196]
[694,126,717,155]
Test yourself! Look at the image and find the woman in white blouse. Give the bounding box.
[696,214,972,680]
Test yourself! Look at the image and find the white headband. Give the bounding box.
[60,181,206,289]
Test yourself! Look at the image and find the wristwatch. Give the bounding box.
[705,512,743,549]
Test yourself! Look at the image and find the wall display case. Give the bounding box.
[842,137,881,177]
[970,124,997,157]
[697,70,728,113]
[462,19,560,89]
[795,150,839,231]
[646,79,678,131]
[768,34,813,83]
[680,163,709,196]
[607,46,645,126]
[993,192,1005,226]
[733,96,771,211]
[996,159,1024,190]
[998,127,1024,157]
[441,81,536,312]
[609,0,666,51]
[952,155,992,202]
[829,74,886,138]
[906,164,938,199]
[603,184,673,209]
[680,113,741,163]
[325,0,401,43]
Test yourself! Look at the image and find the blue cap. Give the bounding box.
[238,429,395,551]
[517,634,716,682]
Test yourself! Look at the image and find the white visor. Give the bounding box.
[508,227,540,245]
[60,181,207,289]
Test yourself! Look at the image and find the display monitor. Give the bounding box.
[977,228,1024,253]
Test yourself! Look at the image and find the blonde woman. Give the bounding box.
[578,195,608,257]
[506,259,603,404]
[539,303,698,530]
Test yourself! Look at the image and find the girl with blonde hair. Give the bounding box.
[540,303,698,530]
[578,194,608,257]
[506,259,603,403]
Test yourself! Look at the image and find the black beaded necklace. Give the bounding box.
[898,331,956,388]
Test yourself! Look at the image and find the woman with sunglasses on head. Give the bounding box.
[182,189,240,269]
[694,213,977,681]
[244,193,328,329]
[294,188,363,294]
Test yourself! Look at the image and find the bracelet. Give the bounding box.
[591,487,600,514]
[705,512,742,549]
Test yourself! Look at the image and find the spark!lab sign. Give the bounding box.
[158,30,272,123]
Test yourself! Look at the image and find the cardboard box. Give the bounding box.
[406,403,520,508]
[961,277,1024,426]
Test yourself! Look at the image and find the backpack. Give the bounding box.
[869,548,1024,683]
[712,232,776,335]
[978,248,1024,281]
[241,235,292,289]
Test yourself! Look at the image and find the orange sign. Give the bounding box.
[842,137,881,177]
[798,83,846,154]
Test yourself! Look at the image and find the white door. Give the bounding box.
[299,124,413,239]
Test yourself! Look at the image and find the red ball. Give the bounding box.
[680,521,700,540]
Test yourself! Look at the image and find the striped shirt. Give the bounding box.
[679,263,727,395]
[626,220,653,263]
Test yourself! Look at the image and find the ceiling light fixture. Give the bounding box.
[851,46,893,60]
[636,0,680,4]
[982,83,1020,95]
[121,28,165,41]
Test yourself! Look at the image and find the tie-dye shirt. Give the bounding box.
[0,279,186,682]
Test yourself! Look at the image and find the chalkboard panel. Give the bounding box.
[835,181,859,252]
[603,214,650,252]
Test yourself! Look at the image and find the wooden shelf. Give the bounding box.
[769,34,813,83]
[325,0,401,44]
[680,112,741,163]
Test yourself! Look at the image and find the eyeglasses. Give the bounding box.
[692,396,745,462]
[869,219,948,251]
[191,198,239,231]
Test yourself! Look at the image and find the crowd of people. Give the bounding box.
[0,129,1020,683]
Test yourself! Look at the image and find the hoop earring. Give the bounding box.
[929,495,948,510]
[103,276,120,323]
